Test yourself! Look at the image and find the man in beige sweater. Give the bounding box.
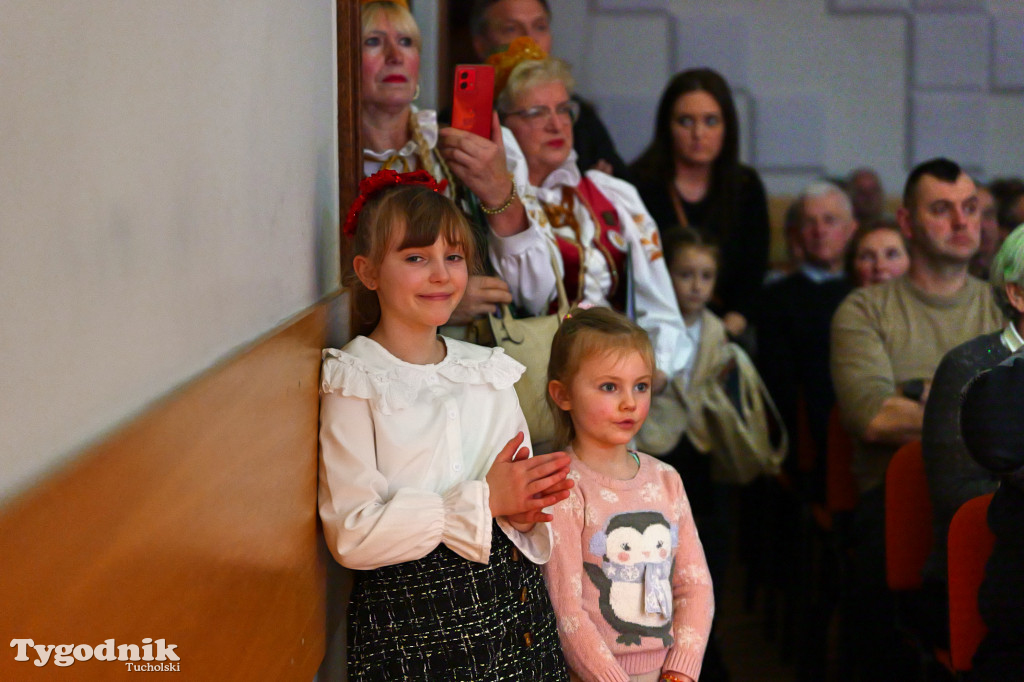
[830,157,1004,681]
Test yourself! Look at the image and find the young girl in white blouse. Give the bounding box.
[543,307,713,682]
[318,169,572,680]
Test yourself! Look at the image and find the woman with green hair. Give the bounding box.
[918,223,1024,649]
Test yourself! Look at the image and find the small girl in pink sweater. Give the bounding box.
[544,307,714,682]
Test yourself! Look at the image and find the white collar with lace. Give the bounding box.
[504,130,582,204]
[321,335,524,414]
[362,107,439,163]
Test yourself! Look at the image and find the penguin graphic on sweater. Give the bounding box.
[584,510,678,646]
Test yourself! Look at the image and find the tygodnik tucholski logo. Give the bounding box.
[10,638,180,671]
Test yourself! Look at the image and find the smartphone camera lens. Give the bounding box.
[459,82,468,89]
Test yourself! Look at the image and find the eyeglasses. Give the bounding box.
[503,100,580,127]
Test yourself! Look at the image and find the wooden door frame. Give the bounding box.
[338,0,361,229]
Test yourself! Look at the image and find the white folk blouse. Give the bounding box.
[318,335,553,570]
[490,128,694,377]
[362,108,443,179]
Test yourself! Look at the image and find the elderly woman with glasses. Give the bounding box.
[439,39,692,380]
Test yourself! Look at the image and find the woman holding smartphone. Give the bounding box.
[360,0,511,326]
[438,38,693,384]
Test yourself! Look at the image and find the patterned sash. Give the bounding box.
[540,177,628,313]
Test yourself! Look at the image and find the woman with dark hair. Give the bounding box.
[630,69,770,338]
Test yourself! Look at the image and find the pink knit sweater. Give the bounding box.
[542,451,714,682]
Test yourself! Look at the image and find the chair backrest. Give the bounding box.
[947,493,996,672]
[795,392,817,474]
[885,440,933,591]
[826,405,858,513]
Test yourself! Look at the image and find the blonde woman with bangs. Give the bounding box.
[360,0,437,180]
[360,0,513,328]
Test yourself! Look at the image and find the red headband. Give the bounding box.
[343,169,449,238]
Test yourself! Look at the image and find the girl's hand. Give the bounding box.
[506,473,577,526]
[437,112,510,207]
[722,311,747,337]
[487,433,573,518]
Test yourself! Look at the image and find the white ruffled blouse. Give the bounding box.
[490,128,694,377]
[362,108,442,179]
[318,335,553,570]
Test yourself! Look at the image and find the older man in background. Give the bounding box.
[758,181,856,494]
[754,182,856,679]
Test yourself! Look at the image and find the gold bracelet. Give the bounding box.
[660,674,689,682]
[480,176,517,215]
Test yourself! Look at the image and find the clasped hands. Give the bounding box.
[487,432,573,530]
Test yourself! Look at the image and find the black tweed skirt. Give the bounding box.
[347,522,568,681]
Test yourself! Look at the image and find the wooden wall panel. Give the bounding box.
[0,298,340,680]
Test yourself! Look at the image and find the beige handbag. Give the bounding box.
[489,246,571,450]
[697,342,788,484]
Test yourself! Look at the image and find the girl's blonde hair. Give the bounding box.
[344,185,479,336]
[546,307,656,450]
[361,1,421,50]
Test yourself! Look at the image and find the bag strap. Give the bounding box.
[495,239,570,342]
[668,181,689,229]
[548,239,571,317]
[574,178,627,312]
[731,344,788,462]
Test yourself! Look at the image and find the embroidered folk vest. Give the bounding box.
[541,177,628,313]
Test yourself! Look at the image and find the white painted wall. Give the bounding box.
[0,1,339,501]
[413,1,442,110]
[546,0,1024,197]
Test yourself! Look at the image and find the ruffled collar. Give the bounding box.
[320,335,524,414]
[503,128,581,204]
[362,107,438,163]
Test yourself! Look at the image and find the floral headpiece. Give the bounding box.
[486,36,548,95]
[343,169,448,238]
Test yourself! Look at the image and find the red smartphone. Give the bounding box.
[451,64,494,140]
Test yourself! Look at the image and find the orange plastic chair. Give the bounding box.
[825,406,858,514]
[885,440,932,591]
[947,493,996,672]
[885,441,954,672]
